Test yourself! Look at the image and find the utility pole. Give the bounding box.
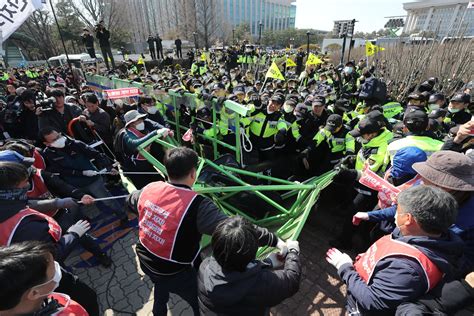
[306,31,311,56]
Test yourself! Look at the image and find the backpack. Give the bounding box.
[359,77,387,103]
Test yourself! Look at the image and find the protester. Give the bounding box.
[198,216,301,315]
[125,147,287,315]
[96,20,115,70]
[0,241,89,315]
[327,185,463,315]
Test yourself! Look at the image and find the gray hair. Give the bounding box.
[397,185,458,234]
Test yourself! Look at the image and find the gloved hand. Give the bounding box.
[67,220,91,237]
[274,130,287,146]
[82,170,98,177]
[326,248,352,270]
[339,155,356,169]
[286,240,300,255]
[352,212,369,226]
[276,238,288,257]
[156,128,170,138]
[56,197,77,209]
[265,252,284,269]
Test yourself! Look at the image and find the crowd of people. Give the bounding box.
[0,40,473,316]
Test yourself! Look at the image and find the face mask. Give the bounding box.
[428,103,439,111]
[50,136,66,149]
[448,107,460,113]
[344,67,353,75]
[135,122,145,131]
[32,261,62,297]
[283,104,294,113]
[301,92,308,98]
[146,106,158,115]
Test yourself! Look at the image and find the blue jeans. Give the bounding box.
[80,177,125,218]
[149,268,200,316]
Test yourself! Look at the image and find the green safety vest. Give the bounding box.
[191,63,207,75]
[249,112,287,138]
[382,102,403,119]
[0,73,9,81]
[26,70,34,78]
[219,109,237,136]
[386,135,443,162]
[355,128,393,174]
[313,128,355,155]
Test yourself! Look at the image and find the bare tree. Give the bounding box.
[195,0,219,49]
[17,10,58,58]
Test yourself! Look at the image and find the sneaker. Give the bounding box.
[96,252,112,268]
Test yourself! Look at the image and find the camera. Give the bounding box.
[37,97,56,111]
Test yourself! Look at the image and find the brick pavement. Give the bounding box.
[65,204,348,315]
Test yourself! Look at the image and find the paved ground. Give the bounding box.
[65,202,348,316]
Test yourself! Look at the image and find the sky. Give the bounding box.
[295,0,408,32]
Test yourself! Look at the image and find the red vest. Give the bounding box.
[0,208,62,246]
[138,181,198,263]
[354,235,443,292]
[33,149,46,170]
[49,292,89,316]
[27,169,58,217]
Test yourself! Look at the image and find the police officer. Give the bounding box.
[126,147,284,316]
[247,94,288,162]
[331,111,393,249]
[155,34,164,59]
[148,35,157,60]
[303,114,355,174]
[387,109,443,162]
[444,93,472,130]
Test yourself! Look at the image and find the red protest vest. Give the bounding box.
[27,169,58,217]
[354,234,443,292]
[49,292,89,316]
[127,127,149,161]
[138,181,199,263]
[0,208,62,246]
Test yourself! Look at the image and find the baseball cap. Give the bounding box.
[212,82,225,91]
[403,108,428,132]
[428,108,448,120]
[450,93,470,104]
[233,85,245,95]
[428,93,445,103]
[325,114,343,133]
[311,96,326,107]
[271,94,285,105]
[350,110,384,137]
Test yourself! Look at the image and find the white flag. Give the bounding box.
[0,0,44,41]
[468,1,474,9]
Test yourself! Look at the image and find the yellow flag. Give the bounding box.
[286,58,297,67]
[306,53,323,66]
[265,62,285,80]
[137,56,145,65]
[366,41,385,56]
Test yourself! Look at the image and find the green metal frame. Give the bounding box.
[86,74,335,257]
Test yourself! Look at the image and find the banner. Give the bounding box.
[104,87,141,99]
[286,58,297,67]
[306,53,323,66]
[468,1,474,9]
[0,0,43,41]
[265,62,285,80]
[366,41,385,57]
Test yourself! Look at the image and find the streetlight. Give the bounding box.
[193,32,198,50]
[232,29,235,44]
[258,22,263,45]
[306,31,311,56]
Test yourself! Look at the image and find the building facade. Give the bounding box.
[403,0,474,38]
[121,0,296,45]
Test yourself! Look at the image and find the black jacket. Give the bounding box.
[38,104,82,135]
[395,279,474,315]
[198,253,301,315]
[81,34,94,48]
[96,28,111,47]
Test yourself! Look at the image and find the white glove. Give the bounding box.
[265,252,284,269]
[326,248,352,270]
[286,240,300,255]
[352,212,369,226]
[156,128,170,138]
[82,170,98,177]
[67,220,91,237]
[276,238,288,257]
